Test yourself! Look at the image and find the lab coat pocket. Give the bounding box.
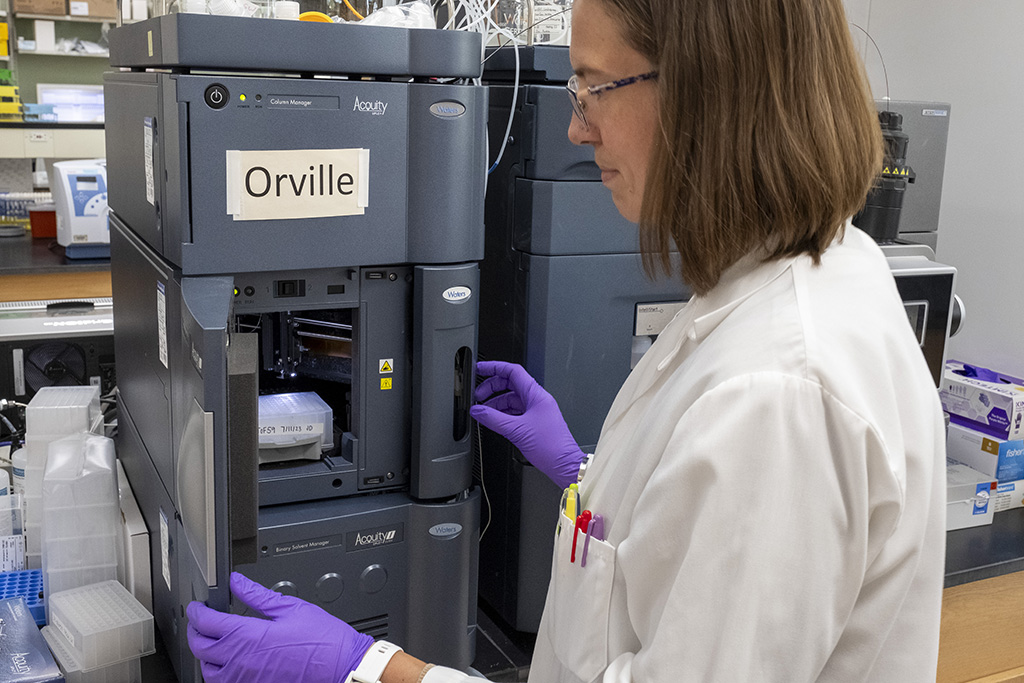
[546,511,616,682]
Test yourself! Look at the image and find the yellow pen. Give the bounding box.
[566,483,579,521]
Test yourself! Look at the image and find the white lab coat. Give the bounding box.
[426,224,946,683]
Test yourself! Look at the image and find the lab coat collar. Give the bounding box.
[650,249,795,373]
[603,222,850,433]
[681,220,852,350]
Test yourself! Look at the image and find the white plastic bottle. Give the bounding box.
[274,0,299,18]
[10,449,24,499]
[0,468,11,538]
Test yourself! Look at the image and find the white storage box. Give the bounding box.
[24,386,102,438]
[946,459,997,531]
[47,580,155,671]
[946,422,1024,484]
[258,392,334,463]
[42,625,142,683]
[940,359,1024,442]
[116,461,152,614]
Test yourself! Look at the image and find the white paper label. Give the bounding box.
[68,0,88,15]
[11,349,25,396]
[53,613,75,648]
[258,422,324,438]
[157,282,168,368]
[225,148,369,221]
[0,535,24,572]
[160,508,171,591]
[144,118,155,206]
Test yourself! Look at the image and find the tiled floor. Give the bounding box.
[472,603,535,681]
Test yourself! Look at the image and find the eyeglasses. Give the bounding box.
[565,71,658,129]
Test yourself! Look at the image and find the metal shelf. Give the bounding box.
[15,48,109,57]
[14,12,116,22]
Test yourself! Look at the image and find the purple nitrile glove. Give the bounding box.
[470,361,585,489]
[186,572,374,683]
[954,364,1002,383]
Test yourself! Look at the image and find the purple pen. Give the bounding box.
[581,514,604,567]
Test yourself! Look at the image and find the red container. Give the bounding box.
[28,205,57,239]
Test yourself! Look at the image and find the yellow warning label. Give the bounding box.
[381,378,392,390]
[379,359,393,374]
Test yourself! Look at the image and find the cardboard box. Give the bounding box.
[946,422,1024,484]
[117,460,153,614]
[67,0,117,17]
[993,480,1024,513]
[10,0,65,17]
[940,359,1024,441]
[946,459,997,531]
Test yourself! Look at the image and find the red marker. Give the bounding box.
[571,510,592,563]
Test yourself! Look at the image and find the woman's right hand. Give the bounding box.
[470,361,585,489]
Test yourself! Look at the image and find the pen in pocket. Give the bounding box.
[571,510,592,563]
[581,514,603,567]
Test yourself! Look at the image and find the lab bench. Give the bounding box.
[0,231,110,301]
[939,506,1024,683]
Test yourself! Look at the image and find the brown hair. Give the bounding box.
[597,0,883,295]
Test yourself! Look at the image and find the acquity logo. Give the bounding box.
[353,96,388,116]
[347,523,404,551]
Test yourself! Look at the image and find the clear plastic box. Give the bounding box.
[47,581,155,671]
[42,625,143,683]
[44,502,121,538]
[42,433,121,620]
[46,564,118,597]
[44,534,119,567]
[258,392,334,462]
[23,386,104,566]
[25,386,102,438]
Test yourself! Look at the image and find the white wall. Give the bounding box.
[844,0,1024,377]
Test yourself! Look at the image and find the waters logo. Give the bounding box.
[442,286,472,303]
[428,523,463,540]
[429,101,466,118]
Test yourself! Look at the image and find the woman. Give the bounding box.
[187,0,946,680]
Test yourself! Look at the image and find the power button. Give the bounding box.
[205,84,229,109]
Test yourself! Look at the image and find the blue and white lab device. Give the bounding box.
[50,159,110,259]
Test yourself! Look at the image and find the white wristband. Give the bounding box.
[345,641,403,683]
[577,453,594,484]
